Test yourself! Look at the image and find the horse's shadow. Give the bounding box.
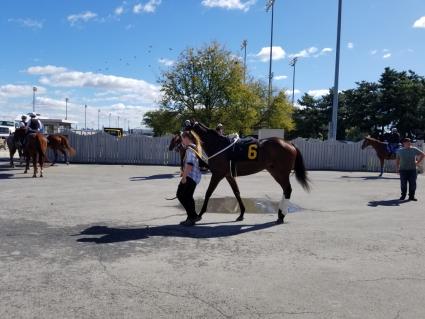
[129,173,178,181]
[76,221,277,244]
[368,199,408,207]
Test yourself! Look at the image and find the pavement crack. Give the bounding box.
[94,248,230,318]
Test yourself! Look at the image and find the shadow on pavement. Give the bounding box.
[341,175,399,180]
[368,199,409,207]
[76,221,277,244]
[129,173,177,181]
[0,173,15,179]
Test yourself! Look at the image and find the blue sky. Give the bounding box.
[1,0,424,129]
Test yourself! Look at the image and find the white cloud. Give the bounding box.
[285,89,301,96]
[201,0,256,12]
[413,16,425,28]
[115,6,124,15]
[370,49,378,55]
[0,84,46,99]
[347,42,354,49]
[133,0,162,14]
[67,11,98,26]
[158,58,175,66]
[256,46,286,62]
[383,53,392,59]
[27,65,67,75]
[321,48,333,54]
[288,47,319,59]
[307,89,329,98]
[27,65,160,103]
[274,75,288,81]
[8,18,43,29]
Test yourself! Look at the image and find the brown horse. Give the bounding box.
[185,121,310,224]
[361,136,398,176]
[13,128,48,177]
[6,134,24,167]
[47,134,76,165]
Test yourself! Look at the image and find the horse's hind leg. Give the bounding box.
[52,149,58,166]
[61,149,68,165]
[267,169,291,224]
[199,174,224,218]
[379,158,384,177]
[226,176,246,221]
[39,153,44,177]
[32,154,37,178]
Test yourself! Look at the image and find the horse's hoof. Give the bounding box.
[32,175,36,178]
[66,162,70,165]
[235,215,244,222]
[276,218,284,225]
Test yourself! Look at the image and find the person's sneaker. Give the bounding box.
[399,195,406,200]
[180,218,196,226]
[408,196,418,201]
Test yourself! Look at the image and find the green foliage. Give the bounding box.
[145,42,296,136]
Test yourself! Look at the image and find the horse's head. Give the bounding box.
[168,132,182,151]
[13,127,26,141]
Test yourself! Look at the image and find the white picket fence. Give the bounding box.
[63,132,180,166]
[291,138,424,173]
[61,132,424,173]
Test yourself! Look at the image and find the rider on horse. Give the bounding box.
[19,114,28,128]
[23,113,44,147]
[387,128,401,155]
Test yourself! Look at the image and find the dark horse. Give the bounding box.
[47,134,76,165]
[13,128,48,177]
[361,136,398,176]
[185,121,310,224]
[168,132,208,172]
[6,134,24,167]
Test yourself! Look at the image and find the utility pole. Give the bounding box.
[118,115,120,128]
[84,104,87,131]
[290,57,298,106]
[65,98,69,120]
[266,0,275,109]
[241,39,248,83]
[97,109,100,131]
[32,87,37,112]
[109,113,111,127]
[330,0,343,140]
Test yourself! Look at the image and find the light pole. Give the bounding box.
[266,0,275,109]
[117,115,120,128]
[84,104,87,131]
[32,87,37,112]
[241,39,248,83]
[97,109,100,131]
[330,0,343,140]
[290,57,298,106]
[109,113,111,127]
[65,98,69,120]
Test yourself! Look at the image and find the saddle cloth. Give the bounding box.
[227,137,259,162]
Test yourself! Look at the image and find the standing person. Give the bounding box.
[396,138,425,201]
[177,131,202,226]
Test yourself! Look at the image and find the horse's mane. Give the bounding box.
[365,136,384,143]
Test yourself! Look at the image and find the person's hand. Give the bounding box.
[181,177,187,184]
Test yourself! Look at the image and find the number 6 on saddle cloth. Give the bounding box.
[227,137,259,176]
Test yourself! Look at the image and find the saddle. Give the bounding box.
[385,143,401,158]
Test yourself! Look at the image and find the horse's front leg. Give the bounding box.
[52,149,58,166]
[226,176,246,221]
[32,154,37,178]
[379,157,384,177]
[62,149,69,165]
[24,152,30,174]
[39,153,44,177]
[9,149,15,168]
[199,174,224,218]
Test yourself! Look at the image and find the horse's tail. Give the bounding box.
[62,137,76,156]
[293,144,311,192]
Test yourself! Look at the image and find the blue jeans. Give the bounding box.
[400,170,417,197]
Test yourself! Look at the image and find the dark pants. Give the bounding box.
[177,177,197,219]
[400,170,417,197]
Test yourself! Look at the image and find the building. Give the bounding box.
[15,114,77,134]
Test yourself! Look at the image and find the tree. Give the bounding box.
[262,91,295,131]
[143,109,181,136]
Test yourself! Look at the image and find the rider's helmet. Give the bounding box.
[391,127,398,133]
[29,112,37,118]
[216,123,223,130]
[21,114,27,120]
